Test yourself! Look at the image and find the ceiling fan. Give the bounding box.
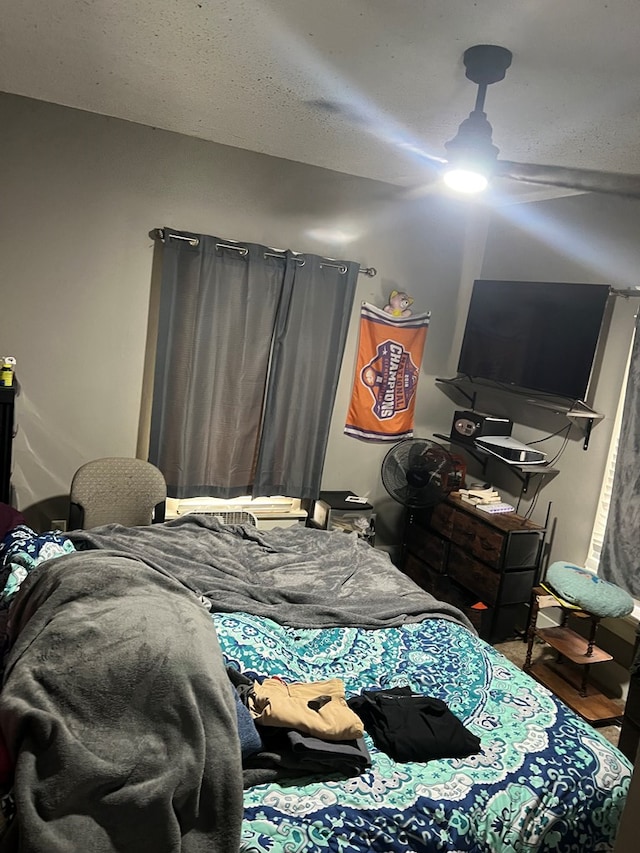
[434,44,640,198]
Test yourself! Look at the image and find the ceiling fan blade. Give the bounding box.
[495,160,640,199]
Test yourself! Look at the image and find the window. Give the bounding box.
[148,230,359,500]
[585,392,625,573]
[585,331,634,597]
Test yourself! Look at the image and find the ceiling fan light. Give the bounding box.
[443,168,488,194]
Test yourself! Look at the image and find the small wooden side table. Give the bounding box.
[524,586,623,726]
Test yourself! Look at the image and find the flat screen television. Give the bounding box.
[457,280,611,401]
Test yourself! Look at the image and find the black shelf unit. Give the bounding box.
[0,387,15,504]
[435,376,603,450]
[433,433,559,494]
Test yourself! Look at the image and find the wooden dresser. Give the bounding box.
[402,494,546,643]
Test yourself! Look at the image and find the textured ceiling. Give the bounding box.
[2,0,640,197]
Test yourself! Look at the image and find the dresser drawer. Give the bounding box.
[429,502,456,538]
[448,544,500,606]
[450,510,504,568]
[405,527,449,573]
[403,553,450,599]
[502,530,543,570]
[500,570,536,605]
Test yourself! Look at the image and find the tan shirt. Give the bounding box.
[249,677,364,741]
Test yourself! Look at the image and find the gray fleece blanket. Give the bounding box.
[69,515,473,631]
[0,551,244,853]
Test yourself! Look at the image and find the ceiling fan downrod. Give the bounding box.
[464,44,513,133]
[444,45,513,170]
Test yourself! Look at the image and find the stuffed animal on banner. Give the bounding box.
[383,290,414,317]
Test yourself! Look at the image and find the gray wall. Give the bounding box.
[0,92,636,566]
[478,195,638,568]
[0,93,467,536]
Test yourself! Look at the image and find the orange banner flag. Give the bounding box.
[344,302,430,441]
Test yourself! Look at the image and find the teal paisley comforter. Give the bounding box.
[214,612,631,853]
[7,523,628,851]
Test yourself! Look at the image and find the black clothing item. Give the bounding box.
[225,668,263,760]
[254,728,371,775]
[348,686,481,763]
[287,730,371,773]
[308,694,333,711]
[226,666,258,706]
[241,726,371,788]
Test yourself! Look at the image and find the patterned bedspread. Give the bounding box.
[0,525,632,850]
[215,612,631,853]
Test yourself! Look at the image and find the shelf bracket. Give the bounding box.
[504,467,537,495]
[582,417,594,451]
[514,471,533,495]
[433,433,558,494]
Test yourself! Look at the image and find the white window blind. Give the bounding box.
[585,338,633,573]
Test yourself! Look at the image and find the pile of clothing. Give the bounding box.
[227,669,370,786]
[226,668,481,787]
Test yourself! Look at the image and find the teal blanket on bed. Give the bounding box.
[215,611,631,853]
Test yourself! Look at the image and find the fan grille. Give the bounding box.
[381,439,454,509]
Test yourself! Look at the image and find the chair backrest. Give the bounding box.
[69,457,167,529]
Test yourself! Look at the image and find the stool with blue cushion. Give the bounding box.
[546,562,634,621]
[525,561,633,725]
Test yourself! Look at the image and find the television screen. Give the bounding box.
[457,280,611,401]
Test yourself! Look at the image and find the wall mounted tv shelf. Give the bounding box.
[433,433,558,494]
[435,376,603,450]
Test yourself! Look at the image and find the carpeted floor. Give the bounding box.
[494,637,622,747]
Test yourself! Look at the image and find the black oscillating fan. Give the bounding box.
[381,438,456,510]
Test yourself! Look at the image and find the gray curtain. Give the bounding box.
[254,252,359,497]
[149,229,358,500]
[600,313,640,597]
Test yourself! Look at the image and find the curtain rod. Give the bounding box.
[611,287,640,298]
[152,228,377,277]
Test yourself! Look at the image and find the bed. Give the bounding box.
[0,515,632,852]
